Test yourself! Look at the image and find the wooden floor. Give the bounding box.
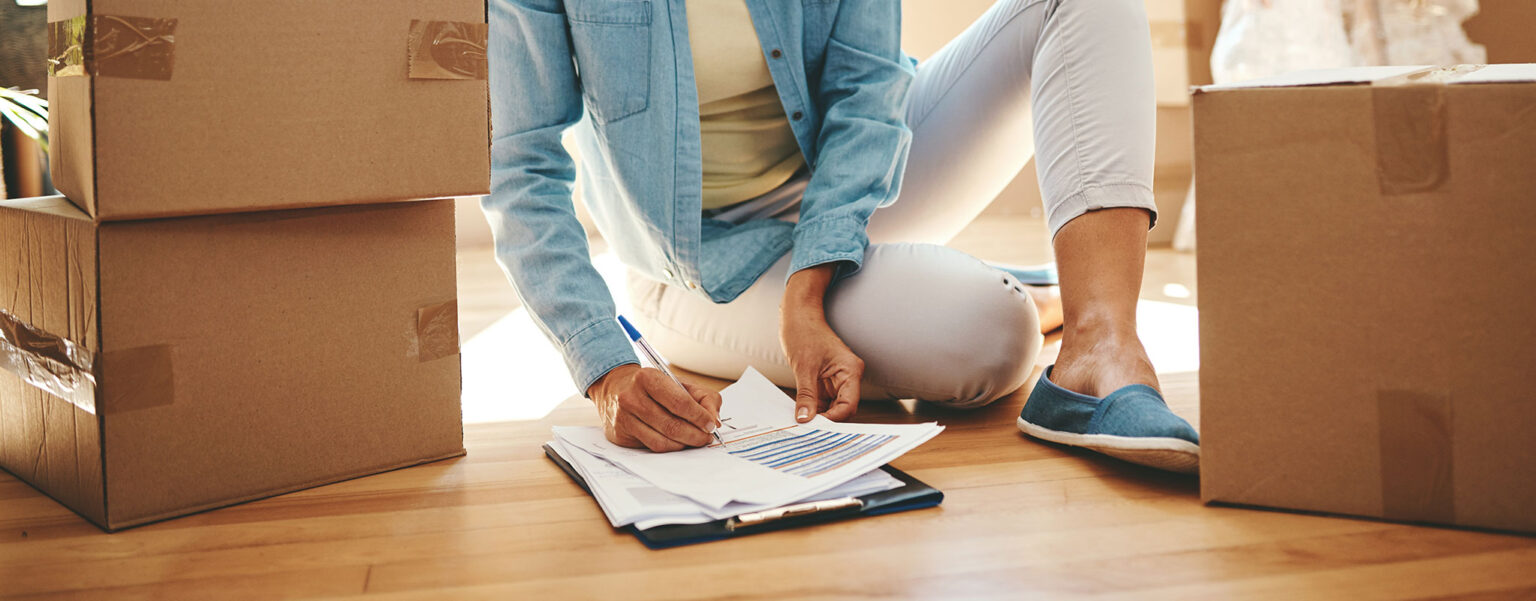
[2,216,1533,600]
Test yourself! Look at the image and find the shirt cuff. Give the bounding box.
[562,318,641,396]
[788,215,870,278]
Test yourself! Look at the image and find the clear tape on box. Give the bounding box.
[0,308,97,414]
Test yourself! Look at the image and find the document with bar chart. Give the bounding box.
[718,425,898,478]
[554,368,943,510]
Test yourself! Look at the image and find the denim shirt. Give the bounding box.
[483,0,916,392]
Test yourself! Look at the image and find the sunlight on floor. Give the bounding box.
[461,253,632,424]
[461,254,1200,424]
[1162,282,1192,299]
[1138,299,1200,373]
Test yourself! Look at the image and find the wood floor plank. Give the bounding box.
[1085,547,1536,601]
[4,373,1529,600]
[8,567,370,601]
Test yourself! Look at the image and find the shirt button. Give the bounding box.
[662,267,675,280]
[792,111,803,121]
[770,49,783,59]
[686,281,698,289]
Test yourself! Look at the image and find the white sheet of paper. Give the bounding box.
[554,367,942,509]
[551,438,902,528]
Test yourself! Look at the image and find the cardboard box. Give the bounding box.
[1148,0,1222,106]
[1195,64,1536,534]
[0,197,464,531]
[1150,105,1193,245]
[1466,0,1536,64]
[45,0,489,221]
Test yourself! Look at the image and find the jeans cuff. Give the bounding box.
[1047,182,1158,237]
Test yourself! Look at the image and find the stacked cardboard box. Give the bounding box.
[1195,64,1536,534]
[1143,0,1221,244]
[1,0,487,530]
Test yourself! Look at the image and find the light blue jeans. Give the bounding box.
[631,0,1158,407]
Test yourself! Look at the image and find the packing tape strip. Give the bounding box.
[415,301,461,362]
[407,20,489,80]
[0,309,98,415]
[1370,65,1484,196]
[47,14,178,81]
[100,345,176,415]
[1378,389,1456,523]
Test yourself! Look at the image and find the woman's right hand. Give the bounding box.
[586,364,723,452]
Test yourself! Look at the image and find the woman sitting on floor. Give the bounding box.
[484,0,1199,472]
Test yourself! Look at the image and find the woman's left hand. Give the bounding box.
[780,264,864,423]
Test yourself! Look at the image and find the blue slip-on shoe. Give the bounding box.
[1017,365,1200,474]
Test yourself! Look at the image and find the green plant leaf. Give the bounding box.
[1,89,51,152]
[4,93,48,120]
[0,103,49,153]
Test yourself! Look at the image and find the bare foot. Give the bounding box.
[1025,286,1064,334]
[1049,330,1159,398]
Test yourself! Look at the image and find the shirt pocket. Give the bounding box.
[566,0,653,125]
[802,0,838,61]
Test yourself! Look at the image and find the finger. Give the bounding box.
[634,406,714,448]
[625,390,713,448]
[607,424,646,449]
[794,386,821,423]
[641,370,718,433]
[821,381,860,422]
[616,384,712,447]
[619,413,686,453]
[793,365,823,423]
[681,380,723,426]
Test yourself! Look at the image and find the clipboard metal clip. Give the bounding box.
[725,497,865,531]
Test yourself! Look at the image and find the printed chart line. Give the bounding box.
[718,425,896,477]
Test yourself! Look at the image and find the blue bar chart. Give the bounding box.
[721,425,897,478]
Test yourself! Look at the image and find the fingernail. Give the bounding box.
[796,408,810,421]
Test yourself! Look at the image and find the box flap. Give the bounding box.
[1198,64,1536,93]
[0,196,94,222]
[1199,65,1430,92]
[1453,63,1536,84]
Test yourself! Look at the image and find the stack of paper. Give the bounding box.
[548,368,944,528]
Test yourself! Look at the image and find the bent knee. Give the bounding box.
[927,274,1042,408]
[830,244,1043,408]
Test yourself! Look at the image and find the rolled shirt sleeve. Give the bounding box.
[483,0,637,393]
[790,0,915,278]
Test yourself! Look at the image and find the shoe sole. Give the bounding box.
[1016,417,1200,474]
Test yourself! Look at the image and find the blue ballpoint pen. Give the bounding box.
[617,315,723,445]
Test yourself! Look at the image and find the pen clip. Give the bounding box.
[725,497,864,531]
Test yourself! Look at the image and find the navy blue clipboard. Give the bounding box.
[543,443,944,549]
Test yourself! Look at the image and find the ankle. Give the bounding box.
[1050,334,1158,397]
[1059,326,1141,360]
[1061,310,1136,340]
